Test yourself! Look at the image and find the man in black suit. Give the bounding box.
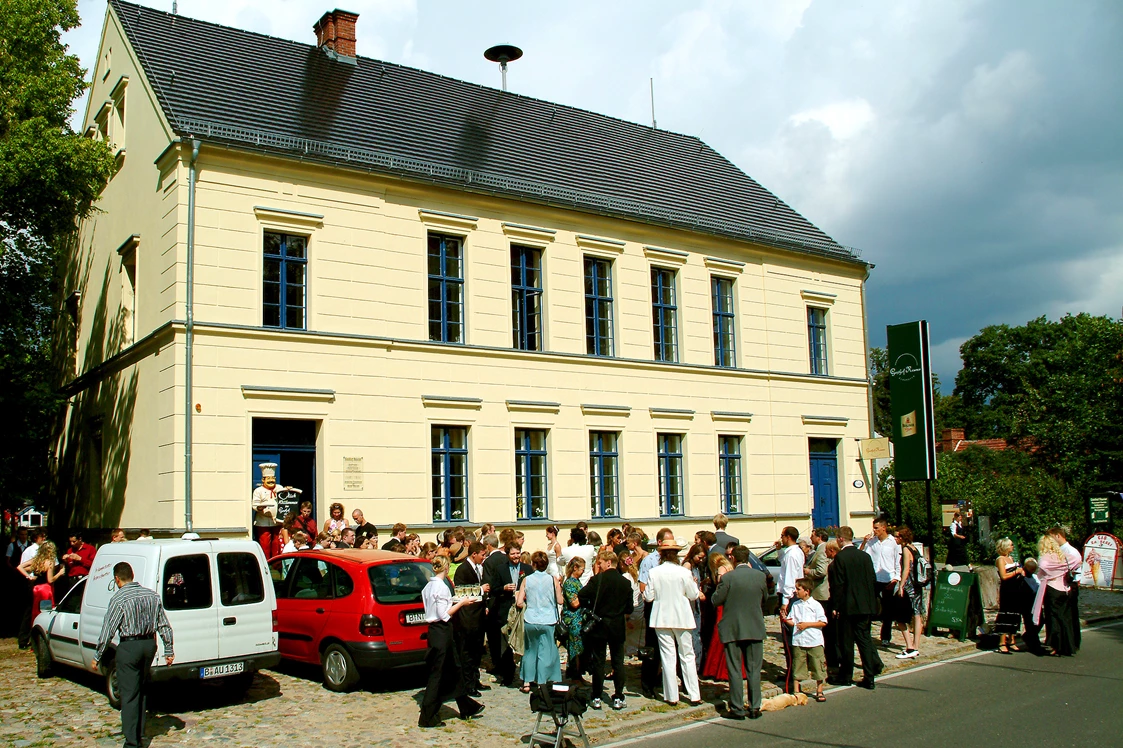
[828,526,881,689]
[578,549,635,709]
[711,545,768,720]
[453,542,490,696]
[483,542,530,686]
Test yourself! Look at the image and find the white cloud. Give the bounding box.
[789,98,876,140]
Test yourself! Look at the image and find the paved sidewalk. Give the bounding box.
[3,590,1120,747]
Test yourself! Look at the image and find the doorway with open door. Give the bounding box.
[252,418,318,553]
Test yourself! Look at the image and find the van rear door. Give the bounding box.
[160,553,220,665]
[216,550,275,659]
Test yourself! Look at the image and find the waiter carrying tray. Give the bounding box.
[92,562,175,748]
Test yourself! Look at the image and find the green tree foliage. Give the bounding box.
[954,314,1123,497]
[878,313,1122,560]
[0,0,114,514]
[880,448,1082,563]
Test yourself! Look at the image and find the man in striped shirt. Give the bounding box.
[92,562,174,748]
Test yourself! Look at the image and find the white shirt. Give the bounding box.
[643,560,699,629]
[778,544,805,603]
[865,536,901,583]
[422,577,453,623]
[560,543,597,585]
[1059,541,1082,571]
[789,597,827,648]
[20,542,39,566]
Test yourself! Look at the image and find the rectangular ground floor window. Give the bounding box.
[432,426,468,522]
[515,429,548,520]
[589,431,619,518]
[718,435,743,515]
[658,433,685,517]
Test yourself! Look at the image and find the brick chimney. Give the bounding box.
[314,9,359,58]
[938,428,966,453]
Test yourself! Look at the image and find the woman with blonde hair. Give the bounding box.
[995,537,1024,653]
[18,541,65,613]
[418,555,483,727]
[325,502,347,537]
[1032,535,1076,656]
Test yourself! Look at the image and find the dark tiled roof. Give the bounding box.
[111,0,860,263]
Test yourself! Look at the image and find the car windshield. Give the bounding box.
[367,561,434,604]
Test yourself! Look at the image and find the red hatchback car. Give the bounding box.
[269,549,434,691]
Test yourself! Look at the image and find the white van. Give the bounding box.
[31,538,280,707]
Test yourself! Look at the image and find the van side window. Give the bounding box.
[163,554,213,610]
[218,553,265,606]
[291,559,333,600]
[57,578,86,614]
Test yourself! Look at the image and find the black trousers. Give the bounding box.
[1068,583,1081,651]
[780,598,796,693]
[1045,587,1076,656]
[819,598,838,668]
[117,638,157,748]
[640,602,661,692]
[419,621,480,725]
[456,625,485,692]
[837,614,880,683]
[585,634,625,700]
[486,603,515,684]
[876,582,895,641]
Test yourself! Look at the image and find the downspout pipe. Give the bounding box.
[860,265,878,516]
[185,140,200,533]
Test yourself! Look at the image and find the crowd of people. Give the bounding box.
[4,508,1086,728]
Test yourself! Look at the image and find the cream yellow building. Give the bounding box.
[55,1,876,548]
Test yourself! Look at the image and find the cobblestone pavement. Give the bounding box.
[4,591,1121,748]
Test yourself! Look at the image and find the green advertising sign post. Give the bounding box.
[1089,495,1111,527]
[887,321,937,482]
[887,321,938,592]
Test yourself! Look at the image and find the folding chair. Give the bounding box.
[529,683,590,748]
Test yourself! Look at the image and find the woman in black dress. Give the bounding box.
[995,538,1024,653]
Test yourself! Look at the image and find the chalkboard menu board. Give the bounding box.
[926,570,983,641]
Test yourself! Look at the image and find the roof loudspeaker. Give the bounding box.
[484,44,522,92]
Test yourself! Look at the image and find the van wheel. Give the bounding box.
[32,636,53,678]
[105,659,122,710]
[321,644,359,692]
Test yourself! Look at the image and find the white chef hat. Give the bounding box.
[259,462,278,478]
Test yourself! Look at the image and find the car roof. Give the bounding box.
[271,549,427,566]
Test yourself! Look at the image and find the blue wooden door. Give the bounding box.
[809,440,840,528]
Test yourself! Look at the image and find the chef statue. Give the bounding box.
[252,462,286,557]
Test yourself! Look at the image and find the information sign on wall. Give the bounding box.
[343,456,363,491]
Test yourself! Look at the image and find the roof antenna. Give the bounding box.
[484,44,523,92]
[172,0,177,13]
[650,78,657,129]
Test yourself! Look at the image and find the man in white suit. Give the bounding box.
[643,536,702,706]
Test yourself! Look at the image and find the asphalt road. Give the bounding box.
[612,621,1123,748]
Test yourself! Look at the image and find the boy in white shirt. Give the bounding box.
[782,578,828,702]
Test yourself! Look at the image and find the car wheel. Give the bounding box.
[321,643,360,692]
[32,635,53,678]
[105,659,122,710]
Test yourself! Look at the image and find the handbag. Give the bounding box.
[579,576,604,636]
[994,611,1021,635]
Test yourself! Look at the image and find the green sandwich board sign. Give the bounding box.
[926,570,984,641]
[887,320,937,481]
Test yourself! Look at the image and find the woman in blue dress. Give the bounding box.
[516,551,564,692]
